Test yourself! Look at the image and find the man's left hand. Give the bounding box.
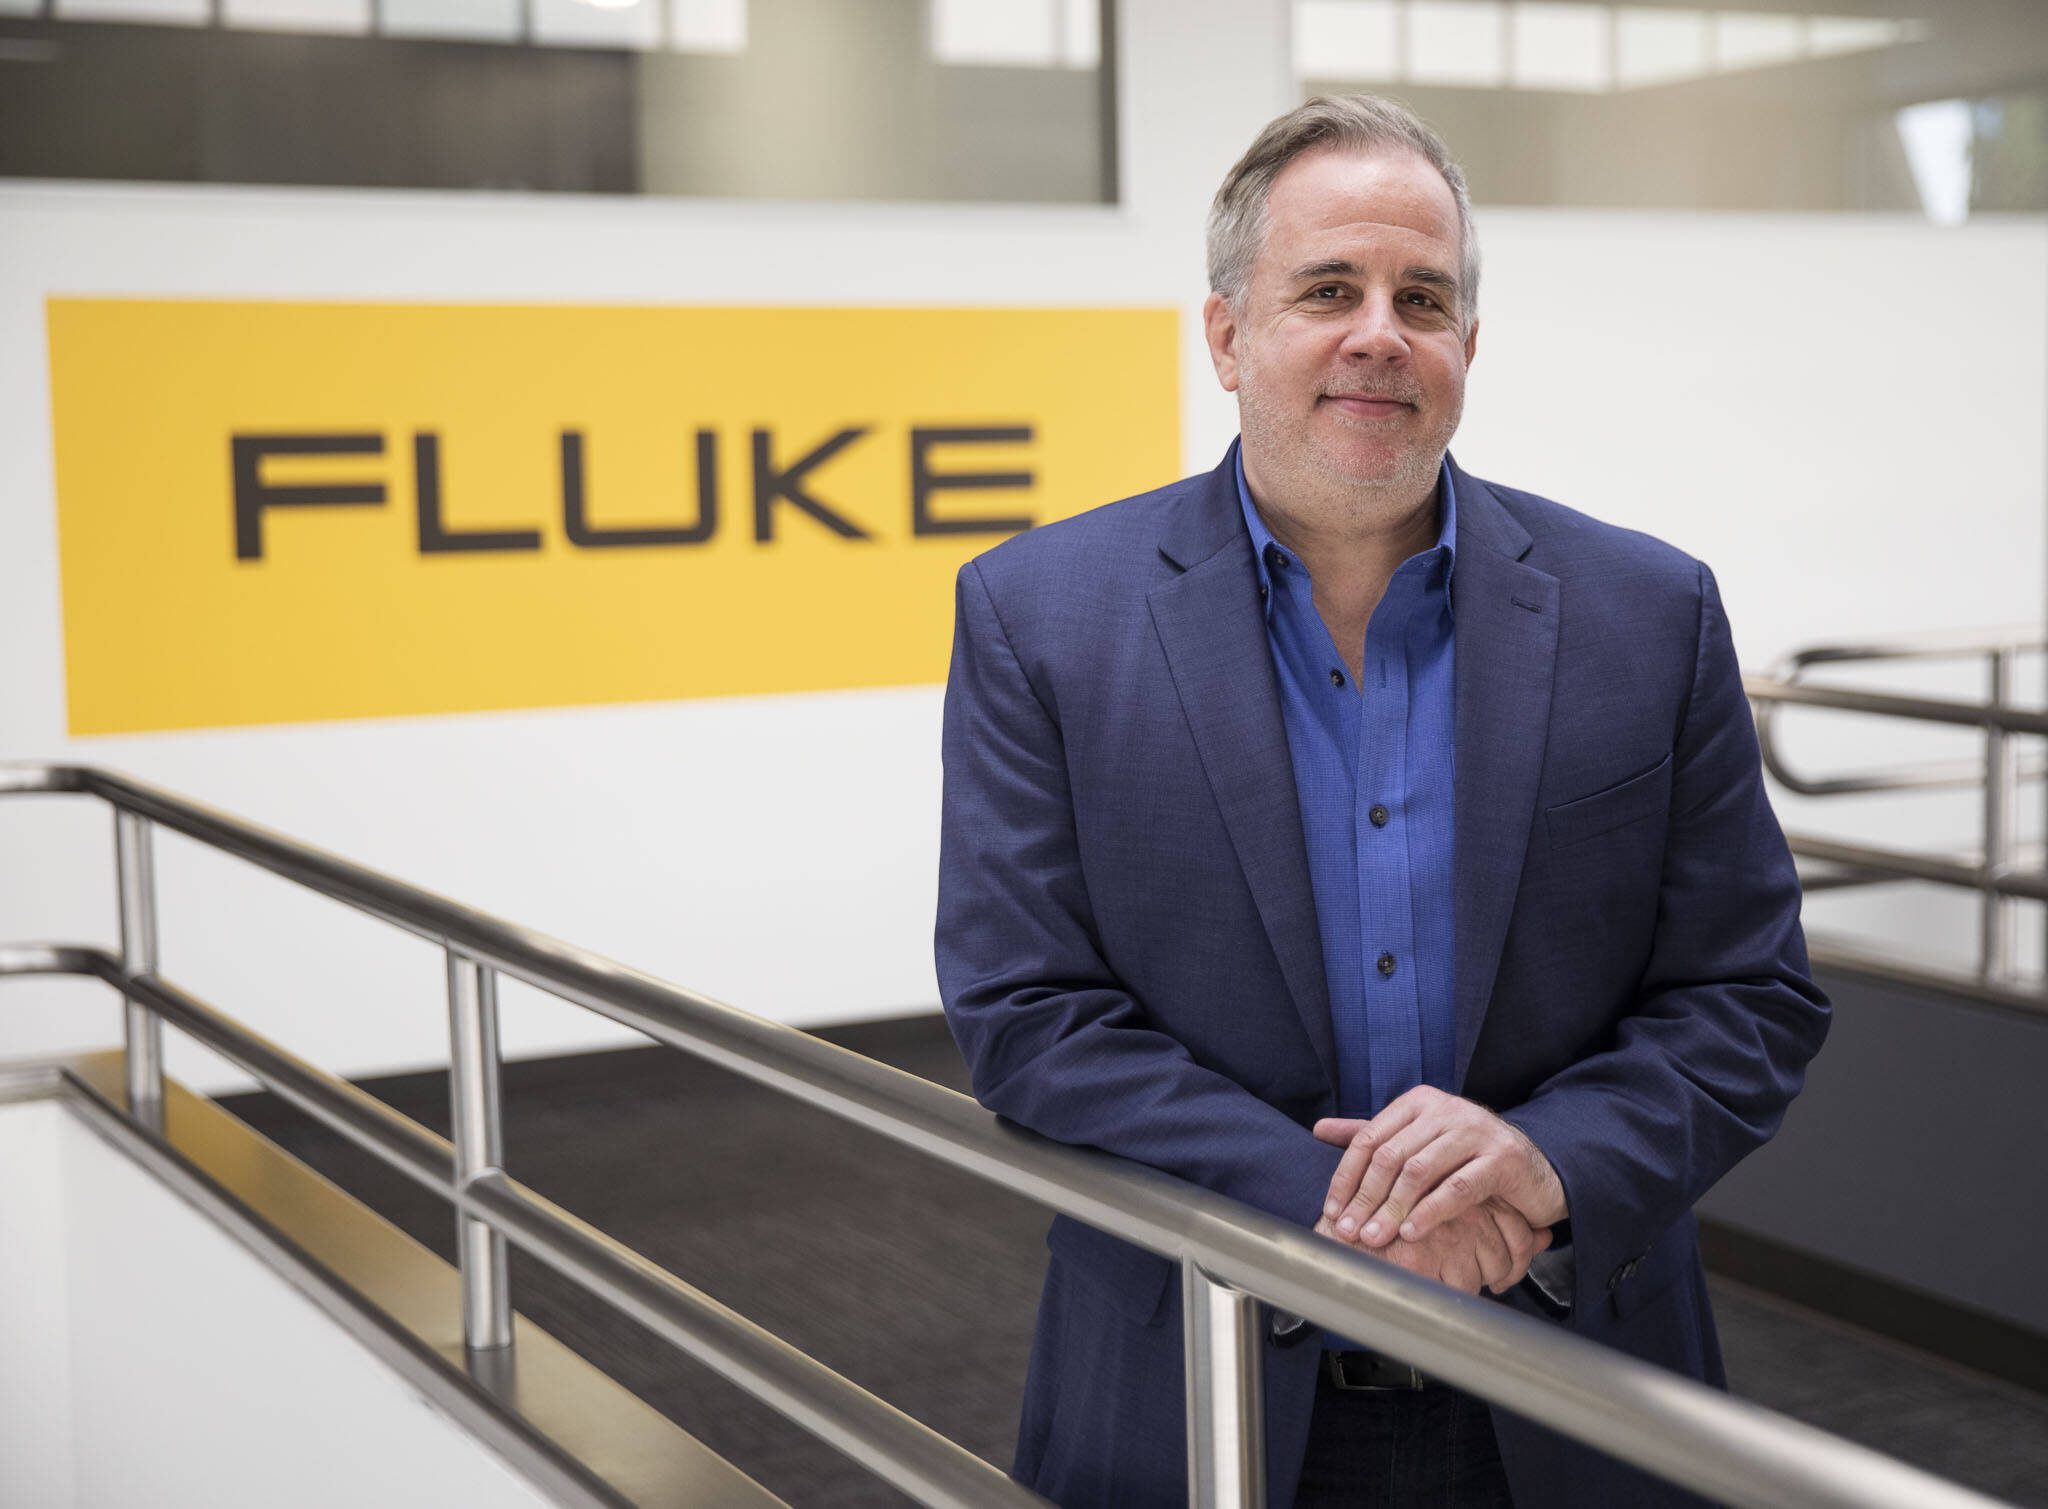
[1314,1087,1568,1248]
[1316,1200,1551,1294]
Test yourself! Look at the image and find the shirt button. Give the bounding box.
[1370,804,1389,827]
[1377,952,1396,977]
[1329,668,1345,688]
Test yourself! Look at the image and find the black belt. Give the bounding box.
[1321,1349,1436,1392]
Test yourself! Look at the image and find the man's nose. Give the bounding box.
[1340,292,1409,361]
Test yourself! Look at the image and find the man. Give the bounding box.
[936,94,1828,1508]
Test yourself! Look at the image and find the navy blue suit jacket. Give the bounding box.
[936,449,1829,1508]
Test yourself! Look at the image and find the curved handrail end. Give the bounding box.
[0,763,97,797]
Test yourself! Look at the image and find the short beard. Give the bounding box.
[1235,332,1459,502]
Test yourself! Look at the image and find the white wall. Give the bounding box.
[0,1094,77,1508]
[1,1,2041,1092]
[0,1096,559,1507]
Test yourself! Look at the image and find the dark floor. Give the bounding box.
[217,1017,2048,1508]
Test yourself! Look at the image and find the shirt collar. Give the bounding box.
[1232,437,1458,624]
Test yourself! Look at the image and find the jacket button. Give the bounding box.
[1377,952,1396,977]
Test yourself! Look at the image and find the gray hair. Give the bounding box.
[1206,94,1480,333]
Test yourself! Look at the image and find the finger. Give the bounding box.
[1321,1123,1384,1221]
[1375,1239,1428,1278]
[1397,1150,1510,1243]
[1317,1212,1372,1244]
[1355,1125,1489,1245]
[1327,1090,1447,1225]
[1313,1117,1370,1148]
[1333,1091,1474,1235]
[1490,1203,1548,1285]
[1356,1090,1432,1161]
[1440,1247,1483,1295]
[1366,1086,1439,1142]
[1333,1119,1444,1241]
[1472,1208,1515,1293]
[1487,1201,1536,1279]
[1482,1204,1531,1291]
[1324,1094,1430,1214]
[1375,1126,1493,1240]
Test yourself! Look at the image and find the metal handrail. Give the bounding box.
[0,762,2007,1509]
[1745,628,2048,997]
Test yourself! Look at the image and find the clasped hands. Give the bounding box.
[1309,1086,1568,1297]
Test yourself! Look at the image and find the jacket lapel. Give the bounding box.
[1147,457,1339,1092]
[1447,462,1560,1086]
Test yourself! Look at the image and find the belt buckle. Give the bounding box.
[1324,1350,1427,1392]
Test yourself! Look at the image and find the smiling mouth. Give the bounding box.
[1323,394,1414,415]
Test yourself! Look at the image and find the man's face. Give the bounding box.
[1205,145,1478,506]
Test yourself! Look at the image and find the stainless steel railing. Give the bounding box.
[1745,628,2048,1013]
[0,762,2007,1509]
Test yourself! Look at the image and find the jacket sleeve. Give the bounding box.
[936,560,1343,1229]
[1501,562,1831,1315]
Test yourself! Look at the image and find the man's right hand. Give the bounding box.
[1315,1199,1551,1295]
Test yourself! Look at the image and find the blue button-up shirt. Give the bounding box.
[1235,441,1458,1120]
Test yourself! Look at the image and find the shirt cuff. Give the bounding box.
[1524,1243,1576,1316]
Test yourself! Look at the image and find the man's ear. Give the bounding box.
[1463,315,1480,368]
[1202,290,1241,393]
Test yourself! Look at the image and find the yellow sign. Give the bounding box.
[46,298,1181,735]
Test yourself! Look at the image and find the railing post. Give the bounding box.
[1182,1260,1265,1509]
[1982,649,2020,981]
[114,809,163,1130]
[447,947,514,1351]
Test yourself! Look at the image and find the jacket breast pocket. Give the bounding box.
[1045,1214,1174,1329]
[1544,752,1673,850]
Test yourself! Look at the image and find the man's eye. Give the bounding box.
[1308,285,1346,299]
[1403,292,1441,309]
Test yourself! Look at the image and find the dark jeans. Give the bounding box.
[1293,1371,1514,1508]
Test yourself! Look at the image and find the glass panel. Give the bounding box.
[669,0,744,53]
[221,0,370,36]
[1613,7,1707,88]
[1297,0,1400,81]
[932,0,1060,66]
[1711,10,1804,72]
[379,0,519,43]
[1058,0,1098,67]
[1409,0,1506,88]
[57,0,207,23]
[532,0,662,52]
[930,0,1098,68]
[0,0,1114,202]
[1509,4,1610,92]
[1296,0,2048,215]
